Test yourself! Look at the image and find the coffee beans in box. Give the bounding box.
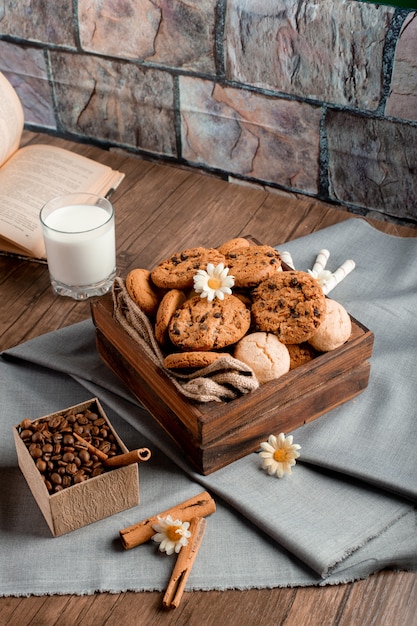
[13,398,140,537]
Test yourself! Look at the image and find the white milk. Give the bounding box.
[43,204,115,286]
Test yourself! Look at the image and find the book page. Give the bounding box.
[0,144,124,258]
[0,72,24,168]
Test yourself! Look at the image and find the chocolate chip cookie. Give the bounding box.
[217,237,250,256]
[168,294,251,351]
[164,351,230,369]
[126,268,161,316]
[251,270,326,343]
[225,245,282,288]
[155,289,187,345]
[286,342,318,369]
[151,247,226,290]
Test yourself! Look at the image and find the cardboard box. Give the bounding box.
[13,398,140,537]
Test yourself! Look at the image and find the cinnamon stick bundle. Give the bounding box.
[119,491,216,550]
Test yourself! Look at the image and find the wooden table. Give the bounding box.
[1,131,416,626]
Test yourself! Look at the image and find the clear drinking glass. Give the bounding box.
[40,193,116,300]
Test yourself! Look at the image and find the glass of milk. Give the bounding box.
[40,193,116,300]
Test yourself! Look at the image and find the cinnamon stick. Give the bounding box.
[119,491,216,550]
[162,516,207,610]
[73,432,109,461]
[104,448,151,467]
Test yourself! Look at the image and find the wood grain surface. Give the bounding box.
[1,131,416,626]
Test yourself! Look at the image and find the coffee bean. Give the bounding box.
[20,429,33,440]
[32,431,44,443]
[36,459,47,472]
[62,452,75,463]
[66,463,78,475]
[74,471,86,484]
[51,472,62,485]
[78,449,90,464]
[63,434,74,446]
[48,415,62,430]
[30,446,43,459]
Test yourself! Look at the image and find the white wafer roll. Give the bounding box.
[322,259,356,295]
[311,249,330,276]
[280,250,295,269]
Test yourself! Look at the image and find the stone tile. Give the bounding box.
[327,110,417,221]
[78,0,217,73]
[0,41,56,128]
[0,0,76,47]
[386,13,417,122]
[49,52,177,157]
[224,0,394,110]
[180,76,321,193]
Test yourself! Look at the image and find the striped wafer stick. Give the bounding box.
[322,259,356,295]
[311,249,330,276]
[279,250,295,269]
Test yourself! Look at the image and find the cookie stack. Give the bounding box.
[124,238,352,386]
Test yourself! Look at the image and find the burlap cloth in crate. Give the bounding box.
[111,277,259,403]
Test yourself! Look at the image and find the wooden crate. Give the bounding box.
[91,291,374,475]
[13,398,140,537]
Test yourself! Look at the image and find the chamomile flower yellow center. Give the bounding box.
[166,525,182,541]
[273,448,288,463]
[207,276,222,290]
[193,263,234,302]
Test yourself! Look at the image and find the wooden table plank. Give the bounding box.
[1,130,416,625]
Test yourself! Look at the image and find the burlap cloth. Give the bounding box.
[111,277,259,403]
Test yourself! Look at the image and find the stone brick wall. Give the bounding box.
[1,1,416,224]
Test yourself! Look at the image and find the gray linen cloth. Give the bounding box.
[1,218,417,596]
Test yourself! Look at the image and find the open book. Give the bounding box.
[0,72,125,260]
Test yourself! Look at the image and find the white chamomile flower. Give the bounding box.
[259,433,301,478]
[151,515,192,555]
[193,263,234,302]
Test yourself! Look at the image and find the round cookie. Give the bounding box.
[308,298,352,352]
[286,342,318,370]
[164,351,230,369]
[217,237,250,256]
[155,289,187,345]
[234,332,290,384]
[225,245,282,288]
[151,247,226,290]
[168,294,251,351]
[126,268,161,316]
[251,270,326,343]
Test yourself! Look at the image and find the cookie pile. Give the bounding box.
[123,238,352,386]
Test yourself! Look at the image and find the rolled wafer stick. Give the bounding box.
[322,259,356,295]
[73,432,109,461]
[163,516,207,610]
[311,249,330,276]
[279,250,295,269]
[119,491,216,550]
[103,448,151,467]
